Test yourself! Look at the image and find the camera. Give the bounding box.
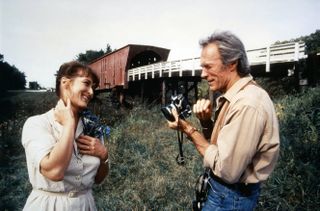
[161,94,192,121]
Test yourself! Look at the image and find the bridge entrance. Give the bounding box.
[127,76,201,105]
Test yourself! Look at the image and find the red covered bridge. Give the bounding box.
[89,44,171,90]
[89,44,201,104]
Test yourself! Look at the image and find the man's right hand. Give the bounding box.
[193,99,212,122]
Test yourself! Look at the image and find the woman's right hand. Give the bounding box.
[54,98,75,126]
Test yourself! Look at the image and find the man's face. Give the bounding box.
[200,43,232,93]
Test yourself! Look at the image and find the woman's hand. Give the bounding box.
[54,98,75,126]
[76,135,108,160]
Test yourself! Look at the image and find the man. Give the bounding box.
[167,31,280,210]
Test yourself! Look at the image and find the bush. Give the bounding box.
[257,87,320,210]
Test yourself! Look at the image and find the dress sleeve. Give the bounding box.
[22,116,57,173]
[203,104,266,183]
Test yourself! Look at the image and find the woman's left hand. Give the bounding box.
[76,135,108,160]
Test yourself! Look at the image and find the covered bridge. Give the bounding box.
[89,44,170,90]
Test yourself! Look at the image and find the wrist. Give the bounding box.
[185,126,198,137]
[100,149,108,162]
[64,119,76,128]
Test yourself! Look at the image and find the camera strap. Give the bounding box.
[176,130,185,165]
[193,167,211,210]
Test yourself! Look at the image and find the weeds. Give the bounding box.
[0,87,319,210]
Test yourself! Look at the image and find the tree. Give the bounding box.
[273,29,320,54]
[29,81,41,90]
[76,49,104,64]
[0,54,26,92]
[76,43,114,64]
[304,30,320,54]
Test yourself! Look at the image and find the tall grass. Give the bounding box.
[0,92,57,210]
[257,88,320,210]
[0,87,319,210]
[93,103,203,210]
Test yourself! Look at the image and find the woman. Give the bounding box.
[21,61,109,211]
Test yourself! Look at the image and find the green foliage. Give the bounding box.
[0,92,58,210]
[93,105,202,210]
[29,81,42,90]
[257,87,320,210]
[0,54,26,92]
[1,88,319,210]
[197,80,210,99]
[304,30,320,55]
[255,77,298,98]
[274,29,320,55]
[76,44,114,64]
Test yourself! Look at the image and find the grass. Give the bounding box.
[0,87,319,210]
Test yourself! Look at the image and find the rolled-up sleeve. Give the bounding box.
[22,116,56,172]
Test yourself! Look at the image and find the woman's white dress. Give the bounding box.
[22,109,101,211]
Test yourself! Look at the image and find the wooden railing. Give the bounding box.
[246,42,307,72]
[127,42,307,81]
[127,58,201,81]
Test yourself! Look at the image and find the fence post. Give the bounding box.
[266,46,270,73]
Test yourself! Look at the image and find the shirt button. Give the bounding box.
[75,175,81,180]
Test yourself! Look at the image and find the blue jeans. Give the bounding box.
[202,177,260,211]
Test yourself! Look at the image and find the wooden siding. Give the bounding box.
[89,44,170,90]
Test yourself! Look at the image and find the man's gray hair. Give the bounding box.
[199,31,250,76]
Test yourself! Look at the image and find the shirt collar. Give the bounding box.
[222,74,253,102]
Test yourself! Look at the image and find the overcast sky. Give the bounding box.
[1,0,319,88]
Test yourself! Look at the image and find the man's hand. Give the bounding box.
[193,99,212,122]
[167,107,180,130]
[166,107,193,134]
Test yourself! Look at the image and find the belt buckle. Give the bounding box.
[68,191,77,198]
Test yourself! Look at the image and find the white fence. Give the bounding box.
[246,42,307,72]
[127,42,307,81]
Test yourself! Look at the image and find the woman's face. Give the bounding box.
[62,73,95,111]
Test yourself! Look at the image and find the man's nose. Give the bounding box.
[201,69,207,79]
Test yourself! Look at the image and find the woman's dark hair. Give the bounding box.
[55,61,99,97]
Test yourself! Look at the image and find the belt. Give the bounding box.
[209,171,260,196]
[33,189,90,198]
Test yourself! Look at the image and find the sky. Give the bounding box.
[1,0,319,88]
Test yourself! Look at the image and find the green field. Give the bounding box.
[0,87,319,210]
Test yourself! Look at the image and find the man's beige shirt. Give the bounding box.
[203,75,280,184]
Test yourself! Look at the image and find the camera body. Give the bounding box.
[161,94,192,121]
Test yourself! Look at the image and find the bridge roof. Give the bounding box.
[90,44,170,65]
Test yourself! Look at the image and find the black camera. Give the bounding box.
[161,94,192,121]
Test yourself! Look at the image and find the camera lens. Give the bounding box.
[161,105,175,121]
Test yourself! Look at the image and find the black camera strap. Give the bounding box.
[176,130,185,165]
